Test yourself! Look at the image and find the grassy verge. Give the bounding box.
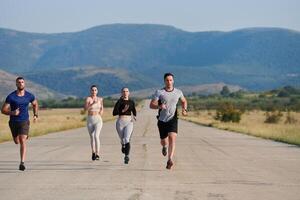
[180,110,300,146]
[0,108,114,143]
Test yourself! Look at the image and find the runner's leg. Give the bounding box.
[19,135,27,163]
[94,119,103,156]
[168,132,176,161]
[87,123,96,153]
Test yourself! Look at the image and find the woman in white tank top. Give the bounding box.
[84,85,103,161]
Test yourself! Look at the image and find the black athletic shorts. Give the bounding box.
[9,120,30,138]
[157,116,178,139]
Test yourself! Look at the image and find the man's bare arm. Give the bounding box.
[181,96,188,116]
[1,103,11,115]
[1,103,20,116]
[31,99,39,117]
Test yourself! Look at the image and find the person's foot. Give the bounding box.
[19,162,26,171]
[95,154,100,160]
[162,146,167,156]
[166,159,173,170]
[124,155,129,164]
[121,145,125,154]
[92,153,96,161]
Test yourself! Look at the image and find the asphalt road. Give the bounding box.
[1,102,300,200]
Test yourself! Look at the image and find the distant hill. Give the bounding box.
[110,83,243,99]
[23,67,157,97]
[0,24,299,95]
[0,70,66,100]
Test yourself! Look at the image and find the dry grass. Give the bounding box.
[181,110,300,146]
[0,108,114,143]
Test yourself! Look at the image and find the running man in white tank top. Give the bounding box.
[84,85,103,161]
[150,73,188,169]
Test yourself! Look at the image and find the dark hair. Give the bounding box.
[121,87,129,92]
[90,85,98,90]
[16,76,24,82]
[164,73,174,80]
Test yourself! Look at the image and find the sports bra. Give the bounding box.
[89,98,102,112]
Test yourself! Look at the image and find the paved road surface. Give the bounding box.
[1,102,300,200]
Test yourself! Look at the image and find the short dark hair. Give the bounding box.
[16,76,24,82]
[164,73,174,80]
[90,85,98,90]
[121,87,129,92]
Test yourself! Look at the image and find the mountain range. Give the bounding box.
[0,24,299,97]
[0,70,65,100]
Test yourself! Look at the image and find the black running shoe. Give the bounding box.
[19,163,26,171]
[95,154,100,160]
[162,146,167,156]
[124,155,129,164]
[166,159,173,170]
[92,153,96,161]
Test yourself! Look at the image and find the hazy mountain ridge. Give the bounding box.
[110,83,243,99]
[0,24,299,95]
[0,70,66,100]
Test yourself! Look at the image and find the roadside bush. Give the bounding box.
[285,111,298,124]
[215,102,242,123]
[264,111,283,124]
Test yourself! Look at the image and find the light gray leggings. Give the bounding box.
[87,115,103,154]
[116,117,133,144]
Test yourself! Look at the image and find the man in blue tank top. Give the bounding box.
[150,73,188,170]
[1,77,39,171]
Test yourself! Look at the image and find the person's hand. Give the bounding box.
[182,109,188,116]
[11,108,20,116]
[122,104,129,113]
[33,115,38,123]
[160,103,167,110]
[90,99,97,106]
[133,116,137,121]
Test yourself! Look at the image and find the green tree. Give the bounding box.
[220,86,230,97]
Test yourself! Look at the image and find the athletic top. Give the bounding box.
[5,90,35,122]
[89,98,102,112]
[152,87,184,122]
[113,98,136,117]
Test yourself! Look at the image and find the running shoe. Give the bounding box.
[166,159,173,170]
[19,163,26,171]
[124,155,129,164]
[95,155,100,160]
[162,146,167,156]
[92,153,96,161]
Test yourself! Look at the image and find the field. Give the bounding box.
[0,108,114,143]
[181,110,300,146]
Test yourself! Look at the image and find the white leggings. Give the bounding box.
[87,115,103,154]
[116,117,133,144]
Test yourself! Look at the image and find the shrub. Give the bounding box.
[285,111,297,124]
[277,90,290,97]
[220,86,230,97]
[215,102,242,123]
[264,111,283,123]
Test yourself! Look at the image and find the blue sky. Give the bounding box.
[0,0,299,33]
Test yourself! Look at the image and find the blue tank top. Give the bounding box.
[5,90,35,122]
